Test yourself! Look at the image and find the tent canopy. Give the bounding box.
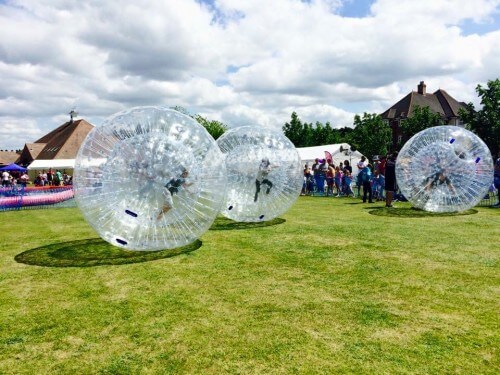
[297,143,366,174]
[0,163,27,172]
[27,159,75,170]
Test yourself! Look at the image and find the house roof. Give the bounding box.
[35,119,94,160]
[23,143,46,158]
[0,151,20,166]
[16,143,47,167]
[381,85,466,120]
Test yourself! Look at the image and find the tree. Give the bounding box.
[400,105,443,145]
[323,122,341,145]
[194,115,227,140]
[459,78,500,157]
[351,113,392,160]
[170,106,227,140]
[282,112,305,146]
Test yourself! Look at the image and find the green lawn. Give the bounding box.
[0,198,498,374]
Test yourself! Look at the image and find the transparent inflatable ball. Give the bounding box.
[396,126,493,212]
[74,106,227,250]
[217,126,303,222]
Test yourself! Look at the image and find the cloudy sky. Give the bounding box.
[0,0,499,150]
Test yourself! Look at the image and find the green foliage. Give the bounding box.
[351,113,392,159]
[282,112,343,147]
[170,106,228,140]
[400,105,443,144]
[459,78,500,157]
[194,115,227,140]
[0,200,498,373]
[282,112,391,158]
[282,112,306,146]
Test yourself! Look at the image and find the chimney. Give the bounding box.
[69,109,78,124]
[417,81,426,95]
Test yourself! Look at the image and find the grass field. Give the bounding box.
[0,198,499,374]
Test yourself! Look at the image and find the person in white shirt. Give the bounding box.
[2,171,11,187]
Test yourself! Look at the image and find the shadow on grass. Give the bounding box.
[368,207,478,218]
[15,238,202,268]
[210,216,286,230]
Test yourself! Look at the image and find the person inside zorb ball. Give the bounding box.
[73,106,227,251]
[396,126,493,213]
[217,126,303,222]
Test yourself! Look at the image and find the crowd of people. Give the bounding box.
[302,151,500,209]
[301,151,401,208]
[33,169,72,187]
[1,169,73,189]
[2,170,30,188]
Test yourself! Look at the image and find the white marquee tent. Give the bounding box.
[297,143,366,174]
[28,159,75,170]
[27,159,75,180]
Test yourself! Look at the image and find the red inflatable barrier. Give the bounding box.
[0,187,74,208]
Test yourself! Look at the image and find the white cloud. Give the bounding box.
[0,0,499,150]
[0,117,45,150]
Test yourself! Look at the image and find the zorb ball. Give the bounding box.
[216,126,303,222]
[396,126,493,212]
[74,106,227,250]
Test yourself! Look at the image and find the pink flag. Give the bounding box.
[324,151,332,163]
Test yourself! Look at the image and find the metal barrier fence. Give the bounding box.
[477,190,499,207]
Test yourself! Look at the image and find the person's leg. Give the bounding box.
[386,190,394,207]
[254,179,261,202]
[368,183,373,203]
[157,190,174,219]
[362,182,368,202]
[263,179,273,194]
[494,183,500,207]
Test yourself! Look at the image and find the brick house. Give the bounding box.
[381,81,467,149]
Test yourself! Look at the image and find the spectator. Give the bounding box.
[373,170,385,201]
[378,155,387,176]
[356,156,367,197]
[343,160,352,174]
[301,164,312,195]
[20,172,29,187]
[334,166,343,196]
[494,154,500,208]
[385,152,398,208]
[343,170,354,197]
[47,169,54,186]
[311,158,320,194]
[361,163,374,203]
[326,163,335,197]
[55,170,63,186]
[42,170,48,185]
[2,170,10,187]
